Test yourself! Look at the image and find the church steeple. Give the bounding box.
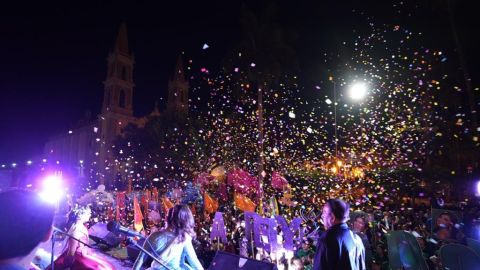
[114,23,129,55]
[98,24,136,186]
[167,54,189,121]
[173,54,185,81]
[102,23,135,116]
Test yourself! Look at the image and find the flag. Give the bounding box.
[106,204,113,220]
[152,187,159,202]
[227,168,258,195]
[235,193,256,212]
[269,196,279,216]
[115,205,120,221]
[116,191,126,221]
[116,192,126,208]
[271,171,289,190]
[204,192,219,214]
[162,197,174,213]
[127,178,132,194]
[133,195,144,232]
[141,193,149,224]
[145,190,151,202]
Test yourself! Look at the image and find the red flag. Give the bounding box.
[115,205,120,221]
[106,204,113,221]
[127,178,132,194]
[152,187,159,202]
[116,192,126,208]
[116,192,126,220]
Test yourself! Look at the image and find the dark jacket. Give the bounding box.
[313,223,366,270]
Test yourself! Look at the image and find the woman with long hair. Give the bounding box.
[133,204,204,270]
[47,205,114,270]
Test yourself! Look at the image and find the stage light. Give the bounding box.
[39,174,64,204]
[476,181,480,196]
[348,82,368,101]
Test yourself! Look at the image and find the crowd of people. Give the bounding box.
[2,176,480,270]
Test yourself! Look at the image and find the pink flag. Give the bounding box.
[227,168,258,195]
[271,171,289,190]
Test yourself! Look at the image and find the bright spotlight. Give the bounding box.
[476,181,480,196]
[39,174,64,204]
[348,82,368,101]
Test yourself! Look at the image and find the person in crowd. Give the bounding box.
[352,215,373,269]
[295,238,315,270]
[133,204,204,270]
[313,199,365,270]
[0,189,55,270]
[47,205,113,270]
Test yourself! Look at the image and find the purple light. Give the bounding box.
[39,174,64,204]
[476,181,480,196]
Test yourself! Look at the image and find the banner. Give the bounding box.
[210,212,228,243]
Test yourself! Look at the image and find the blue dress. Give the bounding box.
[133,230,203,270]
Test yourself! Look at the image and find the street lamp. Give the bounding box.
[329,78,369,164]
[348,82,368,101]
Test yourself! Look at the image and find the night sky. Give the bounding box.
[1,0,478,163]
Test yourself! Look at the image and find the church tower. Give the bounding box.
[166,55,189,121]
[102,23,134,118]
[100,23,135,142]
[98,23,136,185]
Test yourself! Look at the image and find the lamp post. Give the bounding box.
[348,81,368,101]
[330,78,338,160]
[329,78,369,174]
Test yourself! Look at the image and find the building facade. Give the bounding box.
[44,24,189,187]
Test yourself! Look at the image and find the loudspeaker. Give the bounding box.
[88,223,121,247]
[208,251,277,270]
[127,238,148,261]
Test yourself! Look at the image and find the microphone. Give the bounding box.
[107,221,145,238]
